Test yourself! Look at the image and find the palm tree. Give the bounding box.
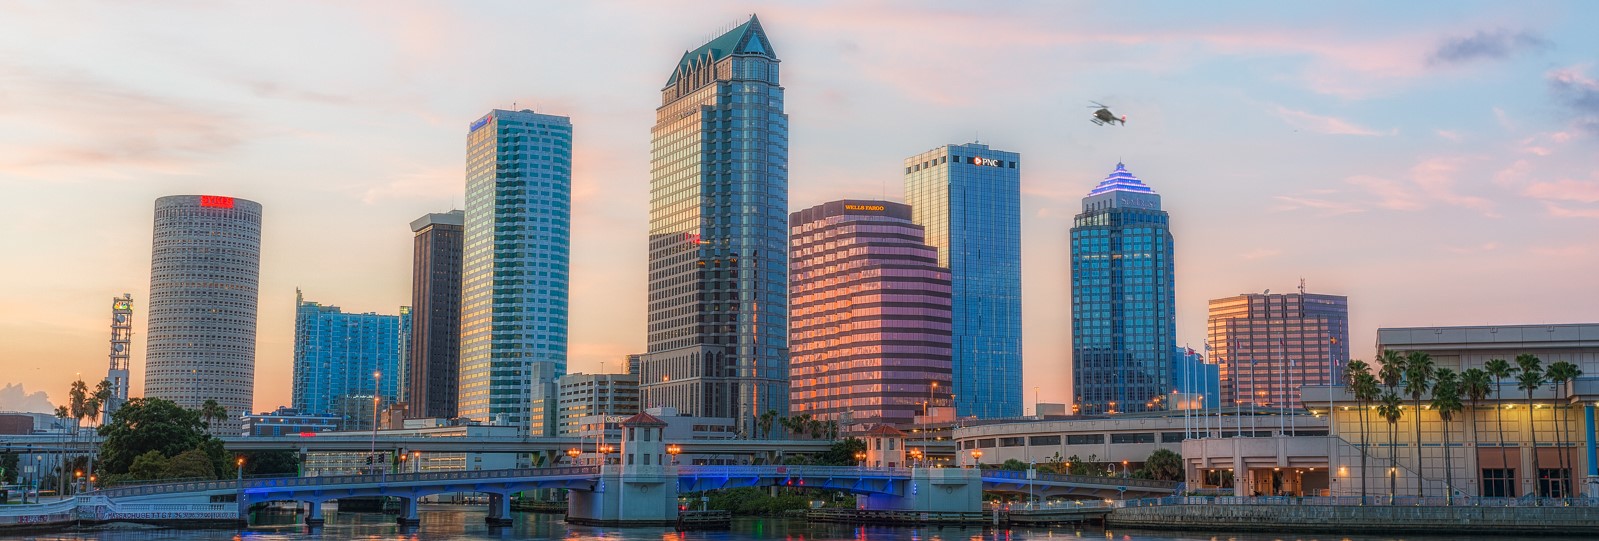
[1483,358,1516,495]
[1402,351,1435,499]
[1377,349,1406,395]
[1460,367,1492,503]
[91,380,114,427]
[68,379,89,433]
[1545,361,1582,498]
[199,399,228,429]
[1377,391,1405,505]
[1514,354,1545,499]
[758,409,777,439]
[1344,359,1377,505]
[1431,368,1462,505]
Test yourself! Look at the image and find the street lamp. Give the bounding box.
[1122,460,1130,478]
[597,444,614,470]
[236,456,245,488]
[74,470,82,495]
[908,448,923,468]
[369,371,381,475]
[411,450,421,473]
[971,450,983,469]
[854,451,867,468]
[566,447,582,465]
[667,444,682,465]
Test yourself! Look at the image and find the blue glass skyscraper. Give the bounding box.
[640,16,789,437]
[291,289,409,429]
[904,143,1022,419]
[1070,163,1176,414]
[460,109,571,436]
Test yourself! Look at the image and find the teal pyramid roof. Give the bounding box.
[666,15,776,85]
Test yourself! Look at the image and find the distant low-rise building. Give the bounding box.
[241,407,340,437]
[556,373,640,436]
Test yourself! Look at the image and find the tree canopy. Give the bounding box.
[97,398,218,476]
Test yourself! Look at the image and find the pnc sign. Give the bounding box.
[970,157,1004,167]
[844,204,885,211]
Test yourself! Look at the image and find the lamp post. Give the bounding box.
[236,456,245,488]
[854,451,866,468]
[909,448,923,468]
[412,450,421,473]
[667,444,682,465]
[369,371,380,475]
[1122,460,1130,478]
[567,447,581,466]
[972,450,983,469]
[598,444,614,472]
[74,470,82,496]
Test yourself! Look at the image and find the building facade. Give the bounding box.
[640,15,790,437]
[556,373,641,436]
[903,143,1022,419]
[1070,163,1175,415]
[241,406,341,436]
[1208,290,1348,410]
[291,290,408,431]
[408,210,465,419]
[788,200,953,429]
[144,195,262,434]
[460,109,572,436]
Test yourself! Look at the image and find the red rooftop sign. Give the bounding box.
[200,195,235,208]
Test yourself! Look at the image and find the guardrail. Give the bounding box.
[1118,495,1599,508]
[980,469,1180,489]
[677,465,913,477]
[94,465,600,498]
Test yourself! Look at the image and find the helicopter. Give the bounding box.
[1089,102,1125,126]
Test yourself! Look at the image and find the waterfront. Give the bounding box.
[6,505,1581,541]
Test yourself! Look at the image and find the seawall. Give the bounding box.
[1107,504,1599,536]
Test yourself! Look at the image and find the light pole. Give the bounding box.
[369,371,380,475]
[972,450,983,469]
[667,444,682,465]
[412,450,421,473]
[566,447,581,466]
[854,451,866,469]
[1034,386,1040,417]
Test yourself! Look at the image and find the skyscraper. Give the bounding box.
[291,290,408,430]
[904,143,1022,419]
[1208,290,1349,410]
[789,200,952,429]
[1070,163,1175,415]
[639,15,789,436]
[459,109,572,436]
[105,294,132,419]
[144,195,261,434]
[408,210,465,419]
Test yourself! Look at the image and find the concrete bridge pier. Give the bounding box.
[304,501,324,526]
[565,413,681,526]
[396,497,420,525]
[486,494,513,525]
[857,467,982,513]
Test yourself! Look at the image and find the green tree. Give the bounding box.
[241,450,301,476]
[1345,359,1378,505]
[1460,367,1492,504]
[162,449,218,480]
[999,459,1029,471]
[127,450,170,480]
[1138,449,1183,481]
[1377,391,1404,505]
[90,380,114,426]
[1483,358,1516,494]
[814,438,867,466]
[757,409,777,439]
[68,379,89,430]
[1,452,18,484]
[1402,351,1434,500]
[1546,361,1582,497]
[1430,368,1462,505]
[1514,354,1545,499]
[97,398,210,474]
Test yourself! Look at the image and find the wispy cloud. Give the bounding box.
[1269,105,1383,136]
[1270,194,1364,216]
[1528,244,1591,257]
[1345,175,1424,210]
[1409,158,1498,216]
[1435,129,1464,141]
[1443,242,1499,255]
[1547,64,1599,137]
[1240,248,1282,261]
[1522,177,1599,204]
[1543,202,1599,219]
[1427,29,1549,66]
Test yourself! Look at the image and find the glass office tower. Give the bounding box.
[1208,291,1349,410]
[904,143,1022,419]
[639,15,790,437]
[1070,163,1176,414]
[459,109,571,436]
[789,200,953,429]
[291,290,408,429]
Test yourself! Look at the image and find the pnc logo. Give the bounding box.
[971,157,1003,167]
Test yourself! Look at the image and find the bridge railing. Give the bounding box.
[94,465,600,498]
[981,469,1180,490]
[677,465,912,477]
[1116,495,1599,508]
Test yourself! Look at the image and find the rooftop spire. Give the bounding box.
[1086,162,1157,196]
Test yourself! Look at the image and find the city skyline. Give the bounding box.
[3,2,1599,413]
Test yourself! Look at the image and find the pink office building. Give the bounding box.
[789,200,953,428]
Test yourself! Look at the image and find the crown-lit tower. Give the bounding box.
[106,293,133,418]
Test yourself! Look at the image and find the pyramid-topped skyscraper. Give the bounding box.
[640,16,789,438]
[1070,162,1176,415]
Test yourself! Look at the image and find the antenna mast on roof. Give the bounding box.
[1299,277,1306,295]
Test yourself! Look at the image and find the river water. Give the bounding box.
[6,505,1566,541]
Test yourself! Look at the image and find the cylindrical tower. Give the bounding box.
[144,195,262,434]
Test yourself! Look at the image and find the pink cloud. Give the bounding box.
[1270,195,1364,216]
[1345,175,1423,210]
[1269,105,1383,136]
[1522,177,1599,204]
[1543,202,1599,219]
[1409,158,1497,216]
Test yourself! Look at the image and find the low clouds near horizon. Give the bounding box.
[0,383,55,414]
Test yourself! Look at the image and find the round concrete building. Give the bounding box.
[144,195,262,434]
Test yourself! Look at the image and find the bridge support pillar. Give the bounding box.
[485,493,513,525]
[567,470,680,526]
[305,501,324,526]
[858,467,982,513]
[396,497,420,525]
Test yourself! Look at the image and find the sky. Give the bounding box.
[1,0,1596,414]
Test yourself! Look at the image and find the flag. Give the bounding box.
[1186,347,1197,356]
